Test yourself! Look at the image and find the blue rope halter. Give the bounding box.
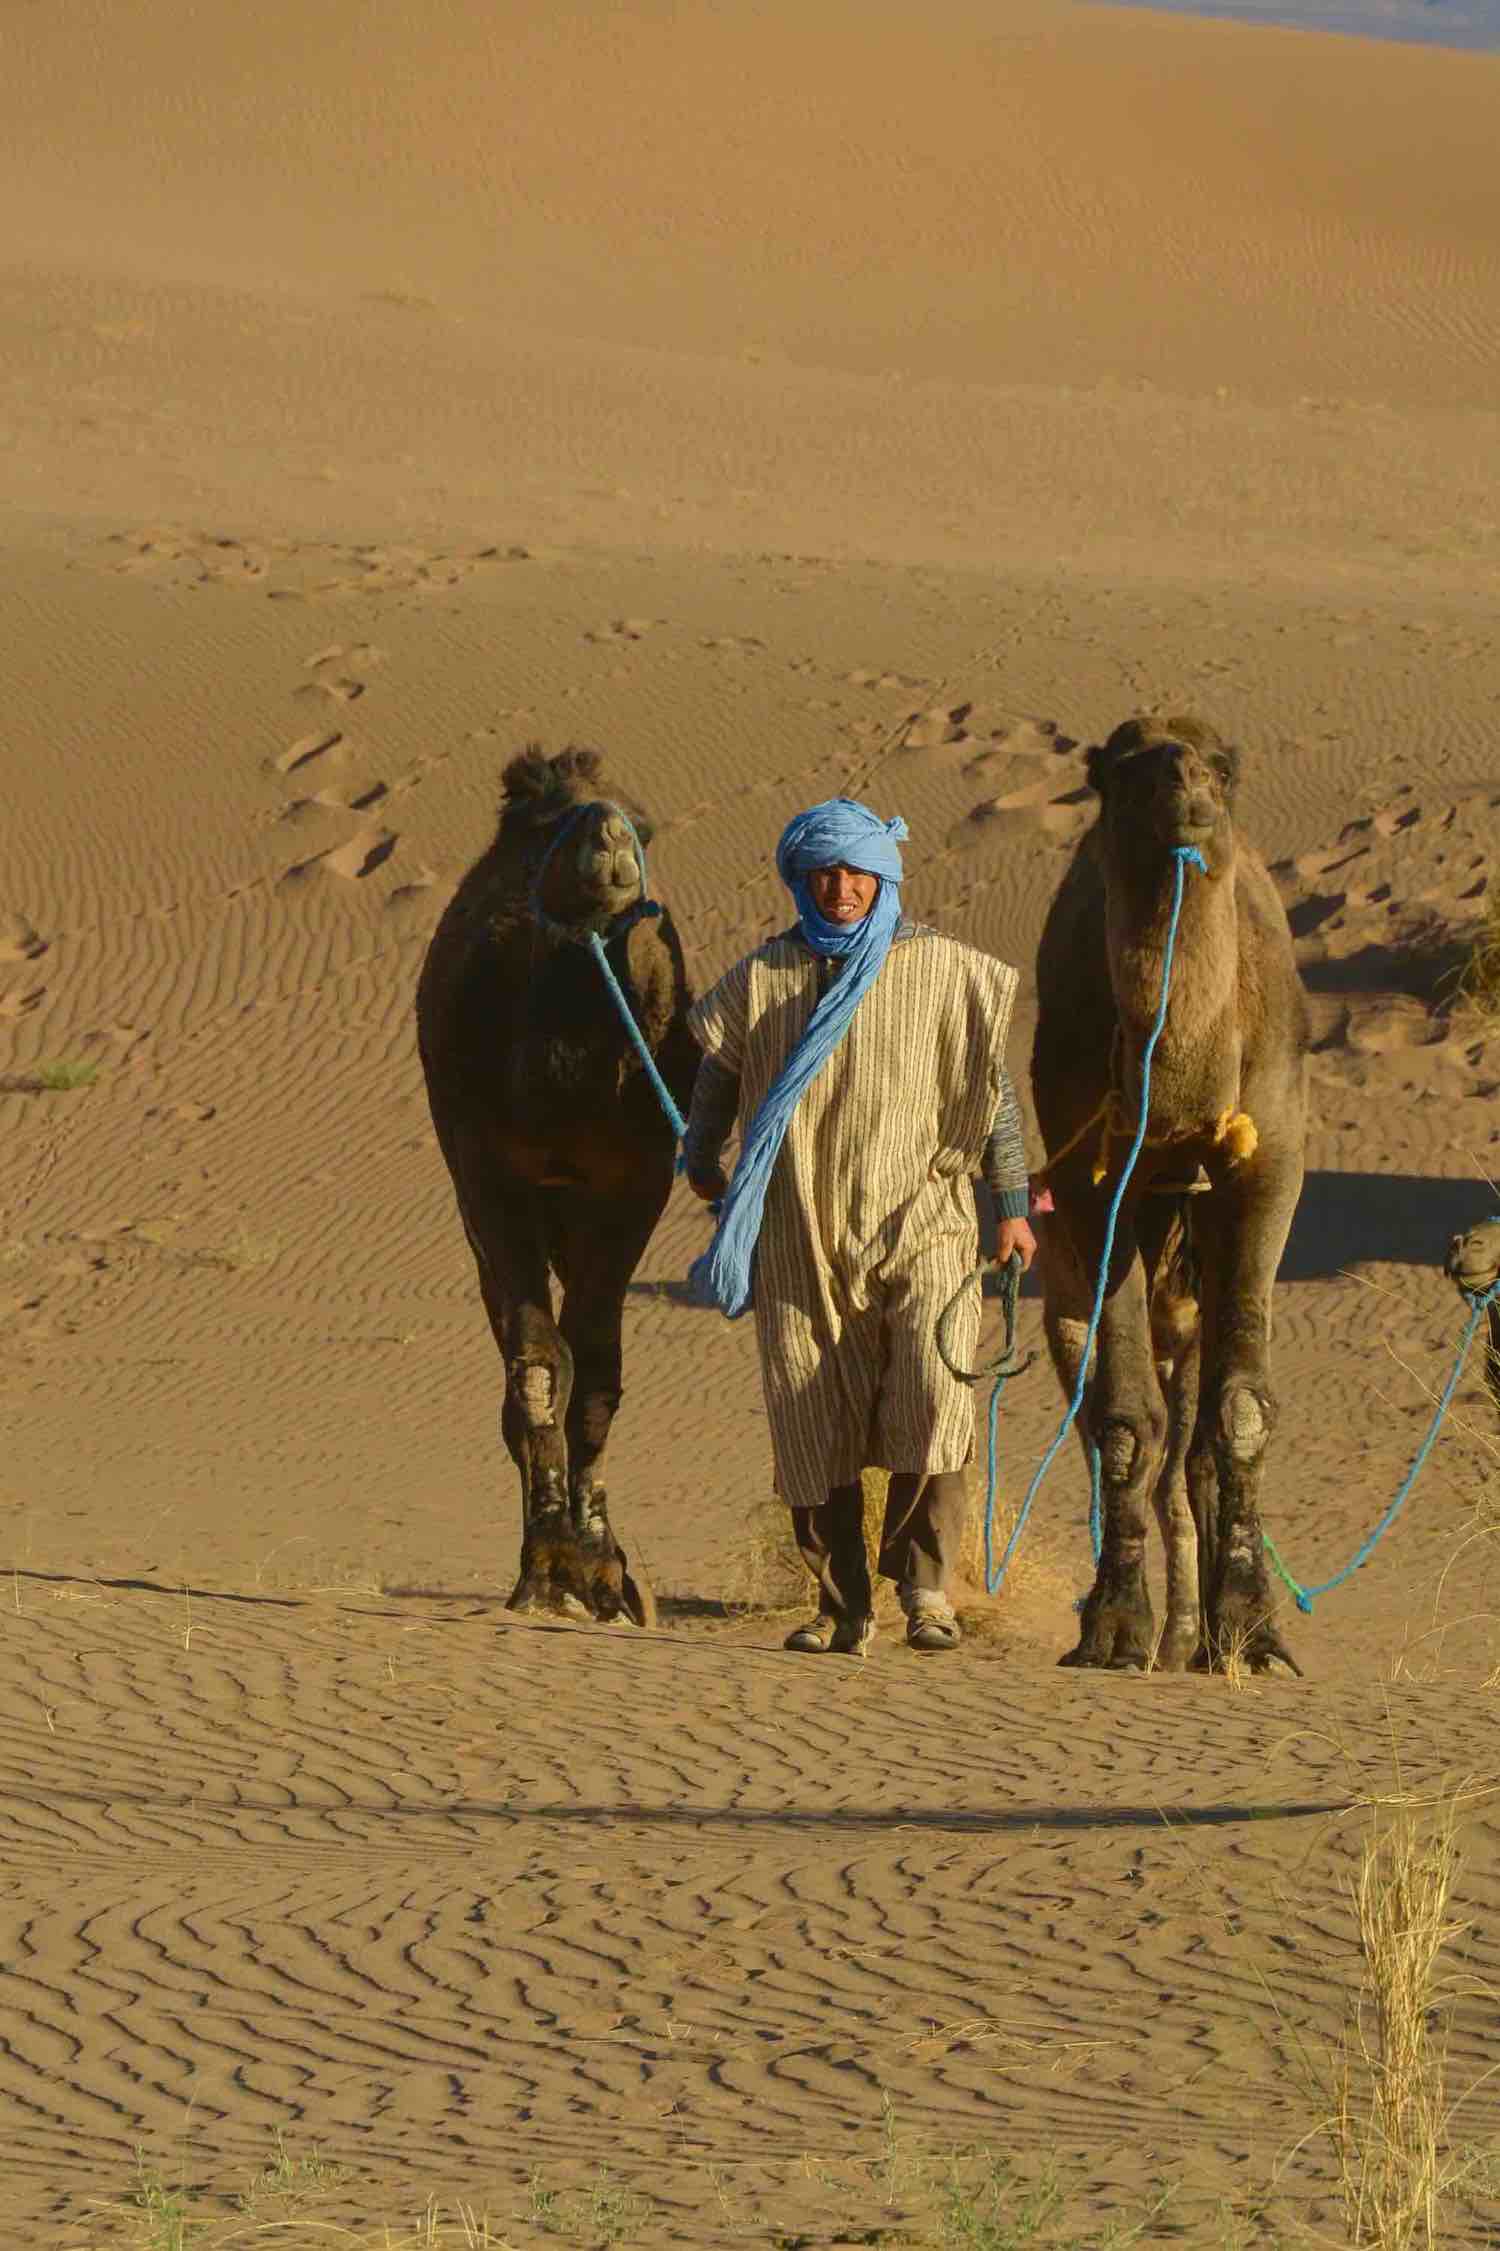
[527,798,688,1143]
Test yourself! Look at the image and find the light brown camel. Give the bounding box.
[1031,716,1310,1673]
[415,746,698,1623]
[1446,1219,1500,1415]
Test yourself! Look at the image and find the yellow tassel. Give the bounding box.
[1214,1107,1259,1166]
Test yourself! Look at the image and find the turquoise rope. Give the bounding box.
[1263,1271,1500,1613]
[585,927,687,1142]
[530,799,689,1149]
[981,843,1207,1595]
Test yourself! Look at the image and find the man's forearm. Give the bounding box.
[982,1067,1029,1218]
[682,1053,740,1181]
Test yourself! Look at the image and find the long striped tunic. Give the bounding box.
[688,924,1020,1513]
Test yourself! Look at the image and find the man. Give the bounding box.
[684,798,1034,1655]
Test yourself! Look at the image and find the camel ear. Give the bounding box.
[553,745,607,788]
[1086,718,1148,796]
[500,743,557,805]
[1084,741,1113,795]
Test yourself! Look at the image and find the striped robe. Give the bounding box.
[689,926,1020,1514]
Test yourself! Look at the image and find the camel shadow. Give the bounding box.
[988,1172,1495,1302]
[1281,1171,1497,1282]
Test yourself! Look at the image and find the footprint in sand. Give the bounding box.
[1344,999,1449,1056]
[323,828,398,881]
[902,702,974,751]
[0,914,48,964]
[585,619,659,644]
[294,674,365,706]
[307,642,385,674]
[0,984,47,1020]
[1373,791,1422,838]
[967,774,1095,841]
[279,826,398,886]
[845,668,925,692]
[273,730,345,778]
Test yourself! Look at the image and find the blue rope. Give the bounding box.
[1089,1441,1104,1565]
[529,799,690,1149]
[1264,1271,1500,1613]
[981,844,1207,1596]
[585,928,687,1142]
[973,815,1496,1614]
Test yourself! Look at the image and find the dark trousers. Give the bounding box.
[790,1470,968,1620]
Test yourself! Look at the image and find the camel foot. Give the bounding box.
[1200,1584,1302,1677]
[1152,1616,1200,1674]
[508,1516,655,1627]
[1061,1573,1154,1671]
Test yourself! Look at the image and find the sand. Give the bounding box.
[2,1,1500,2241]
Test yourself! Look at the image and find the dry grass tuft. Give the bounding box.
[1458,893,1500,1025]
[89,2163,514,2246]
[727,1464,1037,1644]
[727,1469,906,1621]
[1333,1796,1466,2250]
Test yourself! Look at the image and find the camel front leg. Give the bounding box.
[550,1193,666,1628]
[1061,1229,1166,1671]
[1191,1153,1303,1675]
[1151,1332,1201,1671]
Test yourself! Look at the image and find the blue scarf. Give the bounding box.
[690,798,908,1318]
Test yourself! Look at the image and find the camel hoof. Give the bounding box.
[1151,1623,1199,1674]
[508,1519,652,1626]
[620,1560,657,1630]
[1063,1576,1155,1670]
[1201,1610,1304,1679]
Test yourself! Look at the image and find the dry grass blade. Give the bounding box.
[1457,893,1500,1025]
[730,1465,1031,1642]
[1335,1797,1465,2250]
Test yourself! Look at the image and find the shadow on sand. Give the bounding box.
[1,1775,1346,1835]
[997,1170,1496,1302]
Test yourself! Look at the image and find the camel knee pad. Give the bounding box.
[508,1358,557,1430]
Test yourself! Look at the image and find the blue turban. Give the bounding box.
[691,798,909,1318]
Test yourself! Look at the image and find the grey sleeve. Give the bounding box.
[682,1052,740,1182]
[981,1066,1030,1218]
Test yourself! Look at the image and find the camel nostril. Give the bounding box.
[601,815,630,848]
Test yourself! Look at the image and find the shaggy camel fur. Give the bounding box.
[1446,1220,1500,1415]
[1032,716,1310,1673]
[416,747,697,1623]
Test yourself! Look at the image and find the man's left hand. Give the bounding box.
[996,1217,1037,1272]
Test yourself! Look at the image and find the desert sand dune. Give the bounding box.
[2,0,1500,2240]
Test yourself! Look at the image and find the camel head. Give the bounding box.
[498,744,655,932]
[1086,715,1239,869]
[1446,1219,1500,1299]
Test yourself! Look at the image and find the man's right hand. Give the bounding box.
[687,1166,728,1203]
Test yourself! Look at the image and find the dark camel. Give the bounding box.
[416,746,697,1623]
[1031,716,1310,1674]
[1446,1220,1500,1415]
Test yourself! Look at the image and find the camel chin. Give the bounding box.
[508,1519,656,1628]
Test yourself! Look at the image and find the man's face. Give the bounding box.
[807,862,879,924]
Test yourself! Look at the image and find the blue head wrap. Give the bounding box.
[690,798,908,1318]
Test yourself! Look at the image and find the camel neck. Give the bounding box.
[1105,844,1237,1057]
